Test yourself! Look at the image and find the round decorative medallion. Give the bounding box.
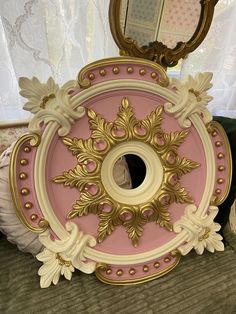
[10,57,232,288]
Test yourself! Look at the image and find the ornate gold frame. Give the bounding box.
[109,0,219,68]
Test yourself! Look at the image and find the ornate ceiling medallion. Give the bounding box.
[54,97,199,247]
[9,58,232,288]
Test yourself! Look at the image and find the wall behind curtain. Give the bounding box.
[181,0,236,118]
[0,0,118,122]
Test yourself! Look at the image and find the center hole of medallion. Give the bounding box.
[113,154,146,189]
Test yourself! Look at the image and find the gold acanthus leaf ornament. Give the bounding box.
[54,97,200,247]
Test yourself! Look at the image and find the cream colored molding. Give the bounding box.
[164,72,213,128]
[190,113,216,218]
[33,77,218,268]
[19,77,85,136]
[36,222,96,288]
[174,205,224,255]
[0,119,29,129]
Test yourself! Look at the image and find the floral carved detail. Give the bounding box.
[54,97,199,247]
[174,204,224,255]
[19,77,85,136]
[36,222,96,288]
[164,72,213,128]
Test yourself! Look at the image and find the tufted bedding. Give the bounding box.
[1,226,236,314]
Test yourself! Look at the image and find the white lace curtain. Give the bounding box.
[0,0,118,122]
[1,0,236,122]
[181,0,236,118]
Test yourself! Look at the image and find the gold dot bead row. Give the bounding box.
[18,143,39,224]
[215,145,226,196]
[20,146,31,167]
[105,257,171,277]
[211,131,226,192]
[20,186,37,220]
[19,157,37,219]
[87,66,160,81]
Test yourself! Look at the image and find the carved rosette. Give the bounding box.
[19,77,85,136]
[174,205,224,255]
[164,72,213,128]
[36,222,96,288]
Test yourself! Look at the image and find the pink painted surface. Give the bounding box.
[15,144,45,228]
[72,62,168,97]
[209,126,231,202]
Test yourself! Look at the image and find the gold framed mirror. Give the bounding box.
[109,0,219,68]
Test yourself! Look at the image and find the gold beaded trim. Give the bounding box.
[95,253,180,285]
[9,133,49,233]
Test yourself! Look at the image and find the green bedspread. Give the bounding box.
[1,226,236,314]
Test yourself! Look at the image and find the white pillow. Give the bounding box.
[0,144,42,255]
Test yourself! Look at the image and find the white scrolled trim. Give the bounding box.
[70,79,178,109]
[29,90,85,137]
[190,113,216,218]
[34,79,216,265]
[164,72,213,128]
[35,122,69,239]
[29,109,72,137]
[36,222,96,288]
[173,205,224,255]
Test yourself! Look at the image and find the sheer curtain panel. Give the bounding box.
[181,0,236,118]
[0,0,118,122]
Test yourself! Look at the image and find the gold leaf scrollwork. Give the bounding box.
[53,97,199,247]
